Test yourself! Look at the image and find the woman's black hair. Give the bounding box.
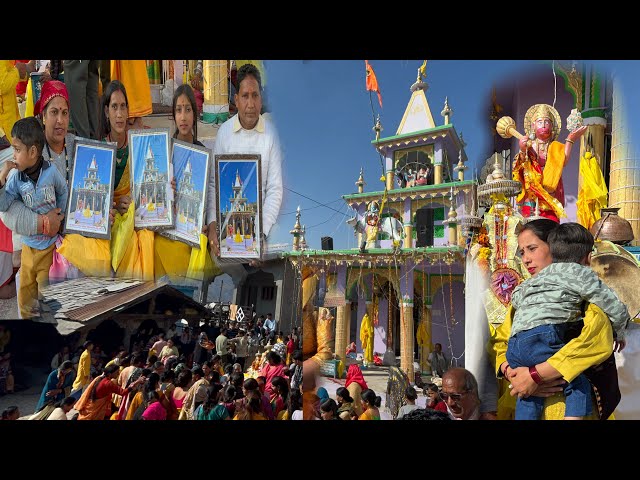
[271,376,289,404]
[320,398,339,417]
[98,80,128,140]
[103,364,119,376]
[201,383,224,417]
[405,386,418,402]
[361,388,382,408]
[517,218,558,244]
[223,384,236,403]
[244,389,263,415]
[176,370,192,389]
[143,372,161,395]
[336,387,353,403]
[161,369,175,383]
[287,389,302,420]
[172,83,198,142]
[266,351,281,365]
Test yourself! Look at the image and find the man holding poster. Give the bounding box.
[205,63,283,259]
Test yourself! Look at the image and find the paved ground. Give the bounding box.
[316,359,435,420]
[0,365,49,419]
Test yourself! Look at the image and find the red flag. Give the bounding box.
[365,60,383,108]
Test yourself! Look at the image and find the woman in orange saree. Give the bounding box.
[75,364,144,420]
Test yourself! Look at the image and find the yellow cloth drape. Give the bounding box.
[154,234,220,282]
[61,155,134,276]
[186,234,220,281]
[110,60,152,118]
[488,303,613,420]
[108,159,152,280]
[541,141,566,193]
[0,61,19,143]
[416,320,428,346]
[111,212,154,280]
[360,313,374,364]
[577,153,608,230]
[25,76,35,118]
[58,235,111,277]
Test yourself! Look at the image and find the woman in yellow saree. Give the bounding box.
[488,219,618,420]
[58,80,149,278]
[358,388,381,420]
[153,84,219,282]
[60,80,216,282]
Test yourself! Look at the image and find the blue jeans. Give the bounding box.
[506,324,592,419]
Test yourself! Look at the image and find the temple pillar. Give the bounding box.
[447,221,457,246]
[385,154,395,191]
[202,60,229,124]
[399,263,415,382]
[401,301,415,382]
[434,139,443,185]
[333,266,349,362]
[334,302,350,362]
[403,197,412,248]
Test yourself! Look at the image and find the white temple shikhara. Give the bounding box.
[222,170,257,241]
[75,155,108,216]
[139,144,168,209]
[176,157,203,225]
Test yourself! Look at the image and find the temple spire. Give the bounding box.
[290,206,304,251]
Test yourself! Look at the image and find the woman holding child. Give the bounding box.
[488,219,627,420]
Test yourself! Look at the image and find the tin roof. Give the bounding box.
[39,277,211,331]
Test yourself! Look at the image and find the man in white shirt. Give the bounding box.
[428,343,448,377]
[229,329,249,371]
[205,63,283,255]
[263,313,276,336]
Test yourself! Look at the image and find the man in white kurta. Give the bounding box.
[206,63,283,250]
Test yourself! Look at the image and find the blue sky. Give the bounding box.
[172,144,207,194]
[218,160,259,212]
[265,60,640,251]
[73,144,114,189]
[131,132,169,184]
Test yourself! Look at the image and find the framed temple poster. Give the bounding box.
[161,139,211,248]
[64,138,116,240]
[128,128,173,230]
[215,154,262,263]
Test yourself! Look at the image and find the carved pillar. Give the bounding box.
[386,154,394,191]
[401,301,415,382]
[434,139,443,185]
[334,302,350,362]
[399,263,415,382]
[403,197,412,248]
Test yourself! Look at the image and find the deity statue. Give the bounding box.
[359,312,374,367]
[504,104,587,222]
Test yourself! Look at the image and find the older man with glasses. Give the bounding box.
[441,368,482,420]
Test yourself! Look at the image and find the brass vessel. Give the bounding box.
[590,208,635,245]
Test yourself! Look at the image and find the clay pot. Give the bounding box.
[590,208,634,245]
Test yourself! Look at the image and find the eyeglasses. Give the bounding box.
[439,390,470,402]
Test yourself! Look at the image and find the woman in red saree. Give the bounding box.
[345,364,368,416]
[75,364,145,420]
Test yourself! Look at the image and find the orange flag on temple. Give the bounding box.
[365,60,383,108]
